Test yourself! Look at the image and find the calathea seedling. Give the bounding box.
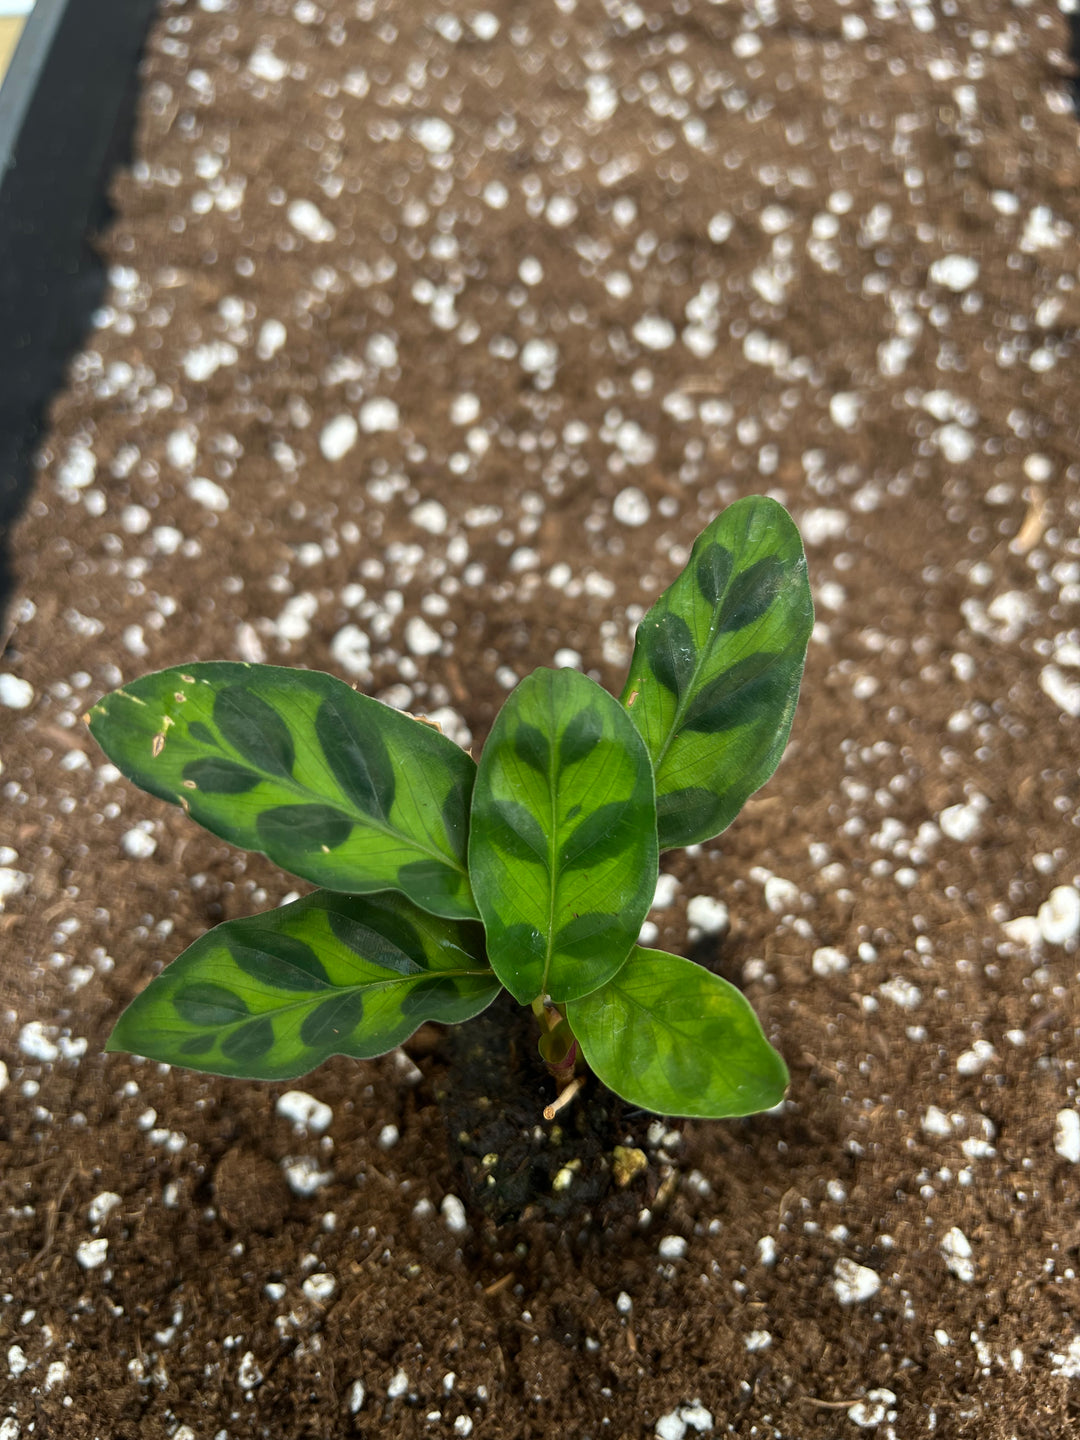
[89,495,813,1120]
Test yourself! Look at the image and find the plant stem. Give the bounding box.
[543,1075,585,1121]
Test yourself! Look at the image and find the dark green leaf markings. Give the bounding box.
[566,947,789,1119]
[87,662,478,919]
[621,496,813,849]
[106,891,501,1080]
[469,667,657,1005]
[98,498,812,1127]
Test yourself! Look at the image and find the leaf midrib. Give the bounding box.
[539,705,559,1001]
[193,965,496,1031]
[651,583,736,777]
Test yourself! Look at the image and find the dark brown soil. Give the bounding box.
[3,1,1080,1436]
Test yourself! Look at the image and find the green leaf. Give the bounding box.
[566,947,788,1118]
[620,497,813,849]
[87,663,477,919]
[469,667,657,1006]
[106,891,501,1080]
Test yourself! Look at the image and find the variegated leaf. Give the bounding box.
[620,496,813,849]
[566,947,788,1118]
[107,890,499,1080]
[87,663,477,919]
[469,667,657,1005]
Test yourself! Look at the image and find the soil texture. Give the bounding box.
[3,2,1080,1437]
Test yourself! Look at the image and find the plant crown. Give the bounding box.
[89,496,813,1119]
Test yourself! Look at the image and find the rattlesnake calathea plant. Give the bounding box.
[89,496,813,1121]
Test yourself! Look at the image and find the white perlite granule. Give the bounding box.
[832,1257,880,1304]
[1054,1109,1080,1164]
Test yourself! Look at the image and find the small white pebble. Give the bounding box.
[319,414,358,462]
[929,255,979,291]
[121,504,150,535]
[282,1156,333,1196]
[347,1380,366,1414]
[187,476,229,512]
[1001,915,1041,948]
[937,424,975,464]
[879,976,922,1011]
[1051,1339,1080,1379]
[940,1227,974,1282]
[1038,886,1080,946]
[938,801,983,843]
[121,827,157,860]
[238,1351,263,1391]
[0,675,34,709]
[757,1235,778,1266]
[276,1090,333,1135]
[287,198,335,243]
[441,1194,468,1234]
[763,876,800,914]
[707,212,734,243]
[849,1390,897,1429]
[412,116,454,154]
[520,338,558,374]
[257,319,287,360]
[301,1273,335,1303]
[655,1413,687,1440]
[0,868,30,906]
[658,1235,687,1261]
[329,625,371,679]
[800,508,848,546]
[829,392,860,430]
[616,1291,633,1314]
[378,1124,400,1150]
[76,1237,109,1270]
[921,1106,953,1138]
[19,1021,59,1062]
[612,486,650,527]
[812,946,848,977]
[359,397,399,432]
[685,895,729,934]
[248,47,287,82]
[405,617,443,657]
[652,874,681,910]
[411,500,448,535]
[1054,1110,1080,1164]
[166,428,197,469]
[633,315,676,350]
[744,1330,772,1352]
[88,1191,122,1225]
[450,392,480,425]
[832,1257,880,1304]
[956,1039,996,1077]
[387,1368,410,1399]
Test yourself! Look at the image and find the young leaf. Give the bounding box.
[565,947,788,1118]
[469,667,657,1006]
[620,496,813,849]
[87,663,477,920]
[106,890,500,1080]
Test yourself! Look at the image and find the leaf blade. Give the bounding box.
[106,891,500,1080]
[87,662,478,919]
[566,947,788,1118]
[469,667,657,1005]
[621,497,813,849]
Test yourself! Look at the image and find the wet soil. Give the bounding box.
[3,1,1080,1437]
